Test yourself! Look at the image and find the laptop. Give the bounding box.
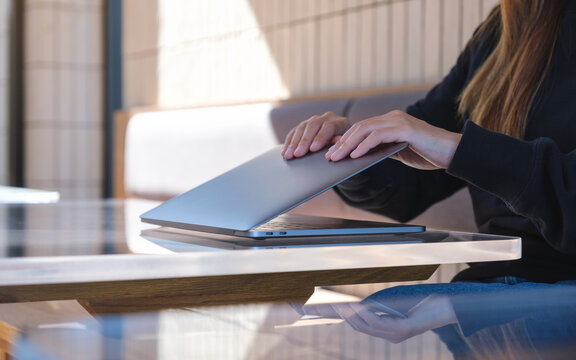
[140,142,425,239]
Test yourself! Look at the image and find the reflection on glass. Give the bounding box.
[12,283,576,359]
[299,282,576,359]
[0,201,129,258]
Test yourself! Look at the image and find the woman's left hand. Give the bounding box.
[325,110,462,170]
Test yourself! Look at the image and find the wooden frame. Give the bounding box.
[0,265,438,314]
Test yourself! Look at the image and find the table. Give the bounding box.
[0,199,520,314]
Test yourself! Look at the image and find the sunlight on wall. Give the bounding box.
[156,0,288,108]
[123,0,500,109]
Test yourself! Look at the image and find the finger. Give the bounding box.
[311,116,350,152]
[309,122,336,152]
[294,118,324,157]
[348,131,383,159]
[281,129,296,157]
[302,304,341,319]
[283,124,306,159]
[333,304,371,332]
[331,302,359,320]
[328,117,404,161]
[325,125,359,159]
[326,124,373,161]
[339,306,399,339]
[325,118,380,159]
[348,304,412,340]
[349,129,402,159]
[356,306,397,328]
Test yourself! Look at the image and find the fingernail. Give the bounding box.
[331,150,341,161]
[295,144,306,156]
[310,140,320,151]
[327,153,339,162]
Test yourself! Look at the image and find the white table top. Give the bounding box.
[0,199,521,286]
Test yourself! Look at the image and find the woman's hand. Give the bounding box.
[332,295,458,343]
[282,112,351,160]
[325,110,462,170]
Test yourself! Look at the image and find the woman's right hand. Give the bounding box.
[281,111,351,160]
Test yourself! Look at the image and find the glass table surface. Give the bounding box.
[4,283,575,360]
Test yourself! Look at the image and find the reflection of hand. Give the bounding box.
[325,110,462,170]
[298,303,345,319]
[333,295,458,343]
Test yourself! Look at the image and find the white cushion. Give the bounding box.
[124,103,277,199]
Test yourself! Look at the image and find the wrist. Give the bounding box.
[444,132,462,169]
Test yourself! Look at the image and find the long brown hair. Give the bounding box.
[458,0,566,139]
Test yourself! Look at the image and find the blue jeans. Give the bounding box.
[361,277,576,358]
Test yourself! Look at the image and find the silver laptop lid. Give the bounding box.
[141,143,407,233]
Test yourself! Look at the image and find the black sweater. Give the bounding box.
[335,5,576,283]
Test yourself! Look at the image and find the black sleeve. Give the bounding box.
[334,163,465,223]
[334,39,476,222]
[448,120,576,254]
